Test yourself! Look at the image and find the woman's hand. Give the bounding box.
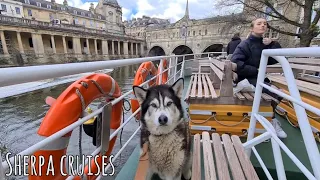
[263,38,272,45]
[231,62,237,71]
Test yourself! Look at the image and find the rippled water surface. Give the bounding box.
[0,65,141,180]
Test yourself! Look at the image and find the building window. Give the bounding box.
[47,5,51,9]
[88,14,92,17]
[264,6,272,21]
[264,26,279,39]
[68,41,73,49]
[83,20,86,26]
[199,30,201,35]
[29,38,33,47]
[188,31,190,36]
[27,9,32,16]
[36,2,41,7]
[74,10,77,14]
[81,12,85,16]
[74,18,78,24]
[15,7,20,14]
[205,29,207,35]
[25,0,30,4]
[98,15,101,19]
[193,31,195,36]
[61,7,65,10]
[90,20,93,27]
[1,4,7,12]
[49,13,53,20]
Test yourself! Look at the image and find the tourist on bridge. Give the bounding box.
[226,32,241,56]
[231,17,287,139]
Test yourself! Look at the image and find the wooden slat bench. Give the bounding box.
[267,57,320,84]
[192,132,259,180]
[186,57,272,106]
[267,74,320,97]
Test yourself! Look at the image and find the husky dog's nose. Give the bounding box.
[158,115,168,125]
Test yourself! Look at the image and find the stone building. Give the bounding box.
[124,16,170,39]
[0,0,144,66]
[124,0,319,57]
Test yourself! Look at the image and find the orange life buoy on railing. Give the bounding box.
[28,73,122,180]
[156,59,168,84]
[131,61,157,120]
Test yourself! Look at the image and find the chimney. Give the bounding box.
[89,3,94,12]
[63,0,68,6]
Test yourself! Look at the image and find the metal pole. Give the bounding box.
[246,53,268,157]
[269,124,286,180]
[0,151,4,179]
[273,56,320,179]
[180,56,185,78]
[174,57,178,82]
[158,59,164,85]
[168,57,172,84]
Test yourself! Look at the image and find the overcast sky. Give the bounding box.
[51,0,238,23]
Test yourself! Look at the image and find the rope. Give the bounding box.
[275,108,298,128]
[75,88,85,178]
[118,98,133,164]
[286,100,320,120]
[189,113,249,127]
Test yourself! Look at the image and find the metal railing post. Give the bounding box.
[168,57,172,84]
[180,56,185,78]
[270,129,287,180]
[158,59,164,85]
[273,56,320,179]
[246,53,268,157]
[0,151,4,179]
[174,57,178,82]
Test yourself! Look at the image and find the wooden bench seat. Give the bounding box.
[267,75,320,97]
[192,132,259,180]
[267,57,320,79]
[186,58,273,106]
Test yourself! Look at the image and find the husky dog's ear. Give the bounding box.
[133,86,147,105]
[171,78,184,98]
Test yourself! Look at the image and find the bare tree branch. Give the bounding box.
[268,24,299,36]
[312,9,320,25]
[263,0,302,27]
[290,0,305,7]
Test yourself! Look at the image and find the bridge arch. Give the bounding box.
[172,45,194,60]
[202,44,224,57]
[148,46,166,56]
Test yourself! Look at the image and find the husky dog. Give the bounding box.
[133,78,192,180]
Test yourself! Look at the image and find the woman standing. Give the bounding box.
[231,18,287,138]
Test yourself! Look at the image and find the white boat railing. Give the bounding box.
[0,52,220,179]
[3,47,319,180]
[245,47,320,180]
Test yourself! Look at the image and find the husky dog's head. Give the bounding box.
[133,78,184,135]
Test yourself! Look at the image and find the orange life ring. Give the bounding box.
[28,73,122,180]
[131,61,157,120]
[157,59,168,84]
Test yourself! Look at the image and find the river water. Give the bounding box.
[0,64,141,180]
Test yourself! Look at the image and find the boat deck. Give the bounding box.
[115,114,320,180]
[115,75,320,180]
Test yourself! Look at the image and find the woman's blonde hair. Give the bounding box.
[246,17,267,38]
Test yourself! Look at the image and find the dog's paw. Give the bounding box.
[183,169,191,180]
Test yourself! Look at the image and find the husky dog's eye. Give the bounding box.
[166,102,172,106]
[151,103,157,108]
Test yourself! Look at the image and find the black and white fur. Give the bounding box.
[133,78,192,180]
